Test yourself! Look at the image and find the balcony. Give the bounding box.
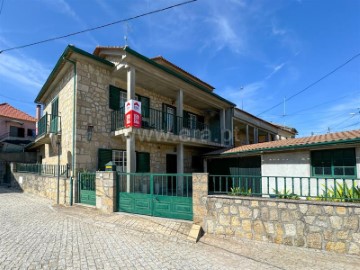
[111,107,224,147]
[0,132,35,145]
[32,113,61,146]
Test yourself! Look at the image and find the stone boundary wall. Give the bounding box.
[204,195,360,255]
[11,172,71,205]
[96,172,116,213]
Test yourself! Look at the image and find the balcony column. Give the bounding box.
[126,65,136,192]
[176,89,183,117]
[254,127,259,144]
[246,124,249,144]
[220,109,226,145]
[267,133,271,142]
[127,66,136,100]
[177,142,184,195]
[126,134,136,192]
[176,89,183,134]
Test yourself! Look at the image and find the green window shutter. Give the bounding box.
[136,152,150,172]
[138,95,150,117]
[51,97,59,116]
[98,149,112,171]
[109,85,120,110]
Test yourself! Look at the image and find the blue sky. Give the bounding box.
[0,0,359,137]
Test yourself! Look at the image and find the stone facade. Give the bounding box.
[38,51,217,175]
[11,172,71,205]
[204,195,360,255]
[192,173,209,226]
[95,171,116,213]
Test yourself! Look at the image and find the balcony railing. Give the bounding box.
[37,113,61,138]
[0,132,35,142]
[111,107,222,144]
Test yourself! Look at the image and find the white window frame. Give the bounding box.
[112,150,127,172]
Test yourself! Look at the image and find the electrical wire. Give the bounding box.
[0,0,197,54]
[257,52,360,116]
[0,93,34,105]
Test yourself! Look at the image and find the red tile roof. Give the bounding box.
[0,103,36,122]
[207,129,360,156]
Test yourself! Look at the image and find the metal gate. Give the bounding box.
[117,173,193,221]
[78,172,96,206]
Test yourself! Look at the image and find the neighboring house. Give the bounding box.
[233,108,297,147]
[205,129,360,195]
[0,103,36,152]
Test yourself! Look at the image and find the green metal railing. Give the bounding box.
[78,172,96,191]
[117,173,193,197]
[209,175,360,202]
[16,163,69,177]
[111,106,222,144]
[37,113,61,138]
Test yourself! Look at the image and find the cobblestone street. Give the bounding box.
[1,188,360,269]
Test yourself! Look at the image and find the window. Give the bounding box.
[311,148,356,177]
[113,150,127,172]
[9,126,25,138]
[27,129,35,137]
[163,104,176,133]
[109,85,150,119]
[183,110,205,130]
[98,148,150,173]
[136,152,150,172]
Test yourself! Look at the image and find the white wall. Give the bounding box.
[262,151,310,177]
[356,147,360,178]
[260,147,360,198]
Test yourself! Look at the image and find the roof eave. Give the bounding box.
[206,137,360,157]
[35,45,114,103]
[123,46,236,107]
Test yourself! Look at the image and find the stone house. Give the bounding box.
[28,45,237,177]
[28,44,299,178]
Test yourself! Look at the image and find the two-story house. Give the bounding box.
[29,45,235,178]
[0,103,36,152]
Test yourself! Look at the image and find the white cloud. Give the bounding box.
[0,53,49,89]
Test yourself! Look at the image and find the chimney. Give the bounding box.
[35,105,41,135]
[36,105,41,121]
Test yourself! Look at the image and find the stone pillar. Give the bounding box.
[96,171,116,213]
[220,109,226,145]
[192,173,208,226]
[126,134,135,192]
[127,66,135,100]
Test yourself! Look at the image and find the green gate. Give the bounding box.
[78,172,96,206]
[117,173,193,221]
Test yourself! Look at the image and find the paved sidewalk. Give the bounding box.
[1,187,360,269]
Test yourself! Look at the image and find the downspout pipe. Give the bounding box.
[63,57,76,206]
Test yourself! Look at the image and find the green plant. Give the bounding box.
[273,189,300,200]
[228,187,252,196]
[319,182,360,203]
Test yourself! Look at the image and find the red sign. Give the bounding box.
[124,99,142,128]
